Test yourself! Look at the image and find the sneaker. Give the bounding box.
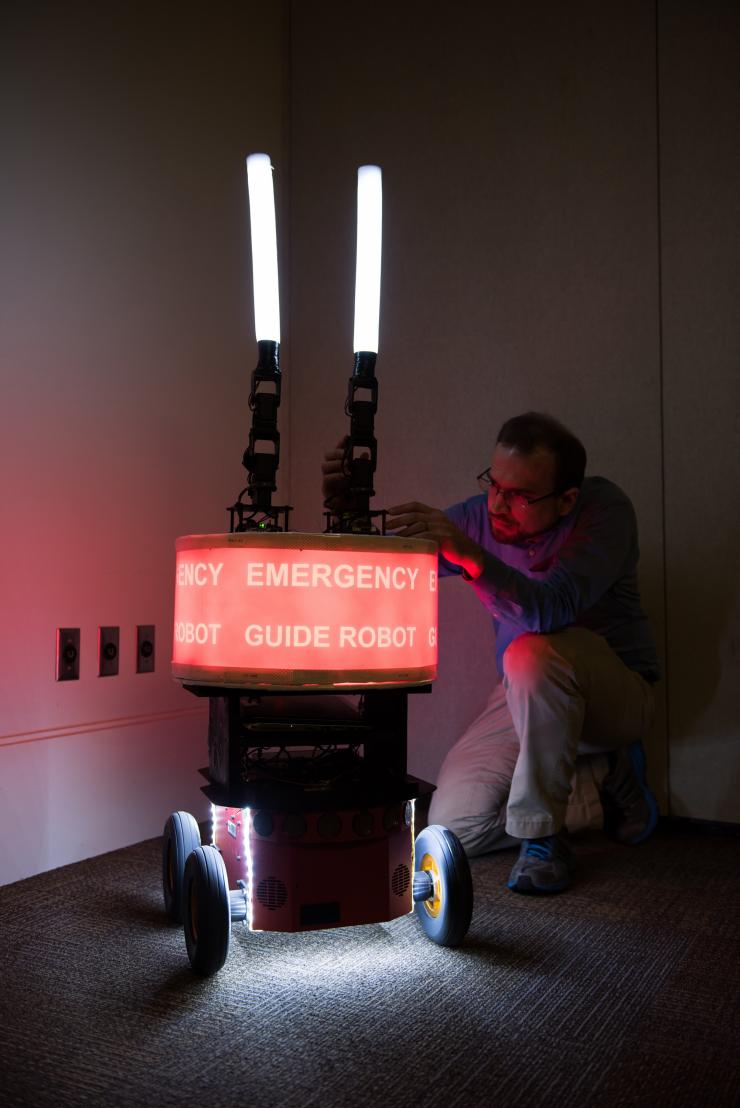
[507,830,576,894]
[599,740,659,845]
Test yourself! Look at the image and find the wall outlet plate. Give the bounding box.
[136,625,155,673]
[56,628,80,681]
[98,626,119,677]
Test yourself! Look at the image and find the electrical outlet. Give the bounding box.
[136,625,155,673]
[56,628,80,681]
[98,626,119,677]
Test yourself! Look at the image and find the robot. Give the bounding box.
[161,160,473,976]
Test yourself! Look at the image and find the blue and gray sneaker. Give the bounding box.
[599,740,659,845]
[507,830,576,894]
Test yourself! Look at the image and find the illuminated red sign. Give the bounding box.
[171,532,438,689]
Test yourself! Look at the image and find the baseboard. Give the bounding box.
[659,815,740,838]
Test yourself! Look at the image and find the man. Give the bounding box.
[322,412,659,894]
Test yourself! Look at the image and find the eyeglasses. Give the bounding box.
[477,468,561,510]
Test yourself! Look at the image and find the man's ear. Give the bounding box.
[557,487,580,517]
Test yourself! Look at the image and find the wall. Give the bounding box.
[659,0,740,820]
[2,0,736,888]
[287,1,668,798]
[0,1,287,883]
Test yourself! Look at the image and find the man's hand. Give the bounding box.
[387,501,485,579]
[321,438,350,507]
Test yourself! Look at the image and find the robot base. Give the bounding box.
[162,689,473,975]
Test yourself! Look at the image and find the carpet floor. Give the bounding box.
[0,826,738,1107]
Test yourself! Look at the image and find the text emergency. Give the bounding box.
[245,561,420,590]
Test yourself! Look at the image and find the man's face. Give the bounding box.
[486,443,575,543]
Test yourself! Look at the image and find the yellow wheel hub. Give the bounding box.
[420,853,442,917]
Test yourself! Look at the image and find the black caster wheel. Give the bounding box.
[413,824,473,947]
[162,811,201,923]
[183,845,231,976]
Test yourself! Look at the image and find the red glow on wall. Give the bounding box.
[171,532,438,688]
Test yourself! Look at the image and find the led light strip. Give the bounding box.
[408,797,416,915]
[242,806,255,931]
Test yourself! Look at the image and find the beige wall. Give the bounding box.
[659,1,740,820]
[1,1,737,886]
[287,0,740,822]
[0,1,286,883]
[287,0,669,800]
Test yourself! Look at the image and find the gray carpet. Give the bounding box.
[1,827,738,1107]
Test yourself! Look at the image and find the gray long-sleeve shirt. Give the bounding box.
[442,477,660,682]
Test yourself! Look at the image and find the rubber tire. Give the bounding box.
[162,811,201,923]
[414,824,473,947]
[183,845,231,976]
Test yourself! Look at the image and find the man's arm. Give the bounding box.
[467,498,638,633]
[386,502,486,579]
[389,491,639,635]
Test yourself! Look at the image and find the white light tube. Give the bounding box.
[246,153,281,343]
[353,165,383,354]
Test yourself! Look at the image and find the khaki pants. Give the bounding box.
[428,627,656,855]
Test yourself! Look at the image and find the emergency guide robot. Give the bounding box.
[162,158,473,975]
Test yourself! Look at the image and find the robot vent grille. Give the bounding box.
[257,876,288,910]
[391,864,411,897]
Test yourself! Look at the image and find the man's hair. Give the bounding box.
[496,412,587,490]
